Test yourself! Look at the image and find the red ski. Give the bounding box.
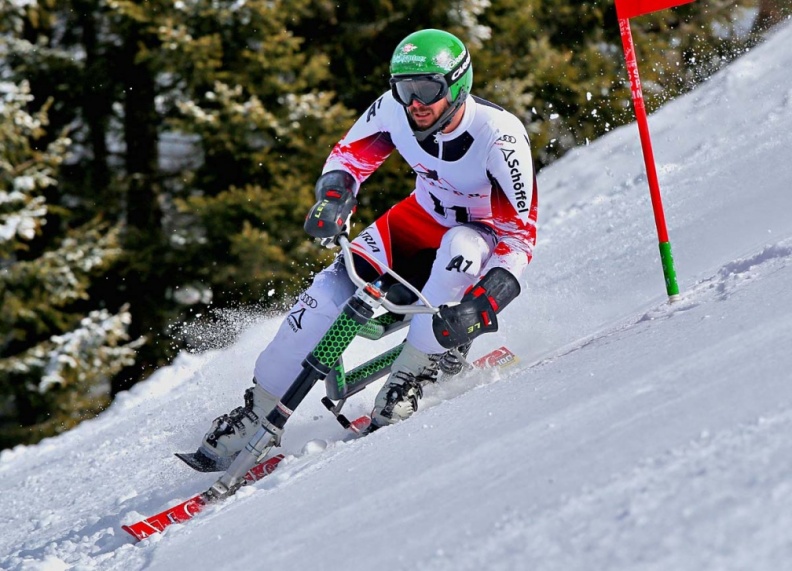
[473,345,518,369]
[122,453,284,541]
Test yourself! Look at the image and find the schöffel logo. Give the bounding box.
[500,147,530,214]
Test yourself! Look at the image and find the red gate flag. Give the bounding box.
[615,0,696,19]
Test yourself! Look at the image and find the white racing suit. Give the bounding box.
[254,92,538,398]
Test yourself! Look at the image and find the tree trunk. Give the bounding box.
[76,0,113,211]
[113,22,168,393]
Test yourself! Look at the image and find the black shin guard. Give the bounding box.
[432,267,521,349]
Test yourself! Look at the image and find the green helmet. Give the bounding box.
[390,29,473,106]
[390,29,472,140]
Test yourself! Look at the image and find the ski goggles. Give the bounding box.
[390,74,449,107]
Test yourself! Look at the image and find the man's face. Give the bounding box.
[407,97,450,130]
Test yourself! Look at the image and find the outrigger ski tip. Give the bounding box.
[473,345,518,369]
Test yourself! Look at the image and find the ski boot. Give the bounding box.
[369,342,442,430]
[176,381,279,472]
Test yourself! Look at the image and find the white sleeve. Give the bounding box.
[322,93,397,189]
[483,115,538,280]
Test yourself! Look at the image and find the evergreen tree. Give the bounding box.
[1,0,174,392]
[1,0,359,395]
[0,80,142,448]
[143,0,357,312]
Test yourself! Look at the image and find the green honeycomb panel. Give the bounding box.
[358,312,403,340]
[375,313,401,326]
[346,344,404,388]
[312,313,362,367]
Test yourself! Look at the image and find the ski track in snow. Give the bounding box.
[525,237,792,369]
[418,408,792,571]
[410,238,792,571]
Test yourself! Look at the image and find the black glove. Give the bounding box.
[304,170,357,246]
[432,267,521,349]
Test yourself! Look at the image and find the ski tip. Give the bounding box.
[123,454,287,542]
[122,494,208,542]
[121,524,141,542]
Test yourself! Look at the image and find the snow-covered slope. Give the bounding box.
[2,21,792,571]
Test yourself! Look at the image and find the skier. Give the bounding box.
[192,28,538,470]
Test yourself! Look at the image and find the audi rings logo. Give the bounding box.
[299,292,318,308]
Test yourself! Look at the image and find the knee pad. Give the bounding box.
[436,225,494,277]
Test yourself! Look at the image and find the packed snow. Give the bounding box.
[2,19,792,571]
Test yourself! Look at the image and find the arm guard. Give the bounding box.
[304,170,358,240]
